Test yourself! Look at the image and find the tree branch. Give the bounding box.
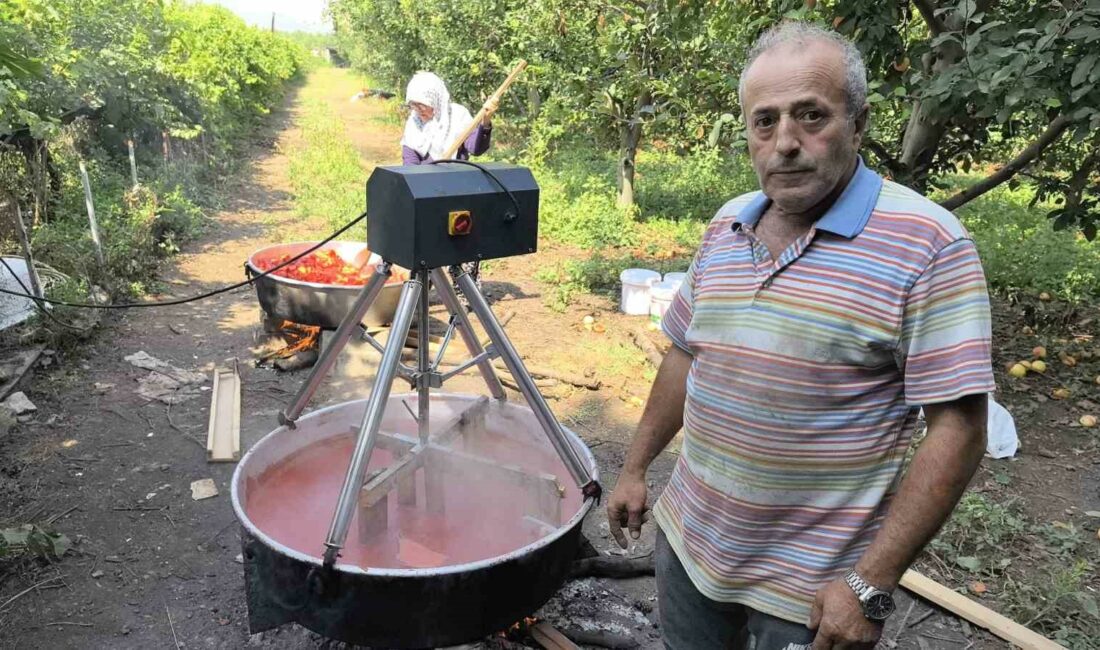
[938,115,1072,211]
[863,138,904,177]
[912,0,947,36]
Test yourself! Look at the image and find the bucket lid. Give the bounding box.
[664,272,687,284]
[620,268,660,284]
[649,280,679,300]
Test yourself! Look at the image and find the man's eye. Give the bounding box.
[801,110,823,122]
[754,116,776,129]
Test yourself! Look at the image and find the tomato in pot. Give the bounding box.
[257,249,408,286]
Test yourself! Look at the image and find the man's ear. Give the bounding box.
[853,104,870,142]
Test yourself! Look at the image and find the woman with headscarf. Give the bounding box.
[401,71,497,165]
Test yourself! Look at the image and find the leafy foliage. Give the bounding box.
[332,0,1100,232]
[0,524,71,561]
[0,0,304,300]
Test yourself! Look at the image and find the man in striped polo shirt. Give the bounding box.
[607,22,994,650]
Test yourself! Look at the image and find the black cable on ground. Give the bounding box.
[0,210,368,310]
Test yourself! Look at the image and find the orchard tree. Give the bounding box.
[777,0,1100,233]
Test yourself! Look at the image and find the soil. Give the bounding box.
[1,67,1097,649]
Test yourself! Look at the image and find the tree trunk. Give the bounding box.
[617,90,651,208]
[899,0,993,190]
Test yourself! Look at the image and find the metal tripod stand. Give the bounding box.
[276,262,600,568]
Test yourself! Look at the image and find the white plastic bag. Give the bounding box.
[986,396,1019,459]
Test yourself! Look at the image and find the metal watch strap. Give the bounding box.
[844,569,874,599]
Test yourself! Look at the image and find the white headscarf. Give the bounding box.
[401,71,474,161]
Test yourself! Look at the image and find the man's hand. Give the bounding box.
[606,471,648,549]
[808,577,882,650]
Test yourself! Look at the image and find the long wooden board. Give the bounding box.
[900,570,1065,650]
[205,364,241,462]
[531,622,580,650]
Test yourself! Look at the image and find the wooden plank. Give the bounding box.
[360,444,426,508]
[900,570,1066,650]
[205,364,240,462]
[426,446,562,525]
[434,396,490,446]
[358,469,388,538]
[531,622,580,650]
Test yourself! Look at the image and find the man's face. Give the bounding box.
[741,40,867,215]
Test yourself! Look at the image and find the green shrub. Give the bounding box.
[938,180,1100,302]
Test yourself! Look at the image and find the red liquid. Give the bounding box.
[245,432,583,569]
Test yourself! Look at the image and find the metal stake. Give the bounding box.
[454,269,595,492]
[77,159,106,268]
[279,263,391,426]
[323,277,422,567]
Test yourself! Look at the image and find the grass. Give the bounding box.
[513,138,1100,311]
[926,492,1099,647]
[286,97,365,231]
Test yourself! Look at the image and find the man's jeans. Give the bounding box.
[656,530,816,650]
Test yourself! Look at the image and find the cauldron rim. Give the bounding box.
[231,392,598,578]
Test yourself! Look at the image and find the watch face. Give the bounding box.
[865,592,896,621]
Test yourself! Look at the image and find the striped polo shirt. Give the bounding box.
[653,159,995,624]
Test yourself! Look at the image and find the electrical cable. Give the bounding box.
[0,256,88,332]
[0,210,367,309]
[429,158,522,218]
[0,162,511,314]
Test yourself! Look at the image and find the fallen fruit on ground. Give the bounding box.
[1033,346,1047,359]
[1009,363,1028,378]
[1052,388,1071,400]
[1039,292,1052,301]
[592,323,606,334]
[968,581,988,595]
[1060,353,1077,367]
[1031,360,1048,373]
[582,315,595,326]
[1079,414,1097,428]
[1020,360,1034,370]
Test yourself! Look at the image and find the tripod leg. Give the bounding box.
[431,268,506,400]
[279,265,392,427]
[416,269,431,444]
[322,277,422,567]
[454,271,597,494]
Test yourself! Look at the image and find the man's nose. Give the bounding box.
[775,116,800,157]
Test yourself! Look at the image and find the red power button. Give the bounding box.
[448,211,472,235]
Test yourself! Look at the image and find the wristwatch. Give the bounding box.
[843,570,896,621]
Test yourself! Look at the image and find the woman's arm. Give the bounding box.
[467,123,492,156]
[402,145,424,165]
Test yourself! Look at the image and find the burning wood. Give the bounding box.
[256,320,322,365]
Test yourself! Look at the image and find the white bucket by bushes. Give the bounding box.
[649,280,679,324]
[664,272,687,287]
[620,269,661,315]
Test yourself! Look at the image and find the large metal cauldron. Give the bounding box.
[231,394,598,648]
[245,241,404,329]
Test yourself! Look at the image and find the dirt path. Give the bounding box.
[0,67,1061,649]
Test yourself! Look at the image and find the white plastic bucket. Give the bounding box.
[663,272,687,288]
[620,269,661,315]
[649,280,679,324]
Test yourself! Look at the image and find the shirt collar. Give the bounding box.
[732,157,883,239]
